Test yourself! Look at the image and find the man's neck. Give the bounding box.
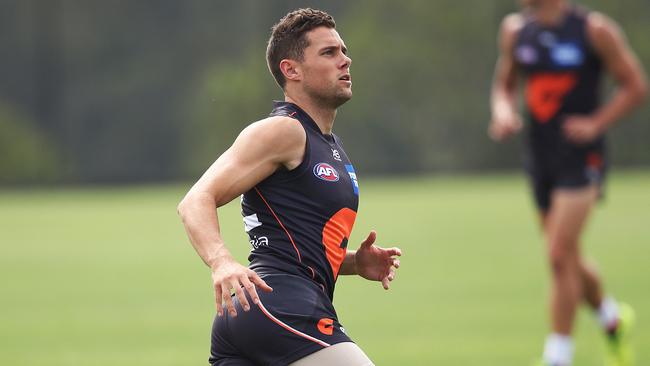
[285,94,336,135]
[534,0,570,26]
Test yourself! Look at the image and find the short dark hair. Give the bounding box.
[266,8,336,89]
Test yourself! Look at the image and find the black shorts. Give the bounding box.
[525,148,607,211]
[209,273,352,366]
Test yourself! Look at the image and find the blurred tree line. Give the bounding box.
[0,0,648,184]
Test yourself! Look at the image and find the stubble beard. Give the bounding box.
[304,82,352,110]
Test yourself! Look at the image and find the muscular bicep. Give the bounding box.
[189,117,305,207]
[588,13,647,87]
[195,145,276,207]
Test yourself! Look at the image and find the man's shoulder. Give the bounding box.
[501,12,525,35]
[498,13,525,51]
[584,11,620,38]
[584,11,626,56]
[239,115,306,154]
[248,115,304,138]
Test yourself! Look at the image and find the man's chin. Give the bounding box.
[332,93,352,108]
[338,90,353,102]
[307,89,352,109]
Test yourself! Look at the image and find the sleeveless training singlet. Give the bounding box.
[210,101,360,366]
[513,6,607,209]
[244,101,360,300]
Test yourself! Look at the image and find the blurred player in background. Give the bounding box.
[179,8,401,366]
[489,0,647,365]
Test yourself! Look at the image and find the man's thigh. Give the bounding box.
[289,342,374,366]
[546,185,599,246]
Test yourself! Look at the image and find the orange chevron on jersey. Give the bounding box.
[322,208,357,280]
[526,72,577,123]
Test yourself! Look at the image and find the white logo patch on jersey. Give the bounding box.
[551,43,584,67]
[243,213,262,232]
[249,236,269,249]
[332,149,342,161]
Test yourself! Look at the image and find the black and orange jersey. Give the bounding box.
[514,6,604,153]
[242,101,360,301]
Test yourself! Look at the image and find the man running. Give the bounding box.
[490,1,647,365]
[179,8,401,366]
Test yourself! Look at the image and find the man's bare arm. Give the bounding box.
[177,116,305,316]
[563,13,648,143]
[489,13,524,141]
[587,13,647,130]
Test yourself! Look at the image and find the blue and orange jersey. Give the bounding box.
[514,6,604,152]
[242,101,360,301]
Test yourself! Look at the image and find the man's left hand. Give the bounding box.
[355,231,402,290]
[563,115,605,144]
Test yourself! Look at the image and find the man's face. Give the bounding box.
[298,27,352,108]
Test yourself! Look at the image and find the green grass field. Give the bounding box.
[1,171,648,365]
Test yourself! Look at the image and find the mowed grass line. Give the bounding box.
[0,171,647,365]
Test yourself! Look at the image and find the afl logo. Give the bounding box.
[313,163,339,182]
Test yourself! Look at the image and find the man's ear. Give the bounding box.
[280,59,301,82]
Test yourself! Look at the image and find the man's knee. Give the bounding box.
[547,238,580,276]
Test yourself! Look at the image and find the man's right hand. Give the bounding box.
[489,112,523,141]
[211,256,273,317]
